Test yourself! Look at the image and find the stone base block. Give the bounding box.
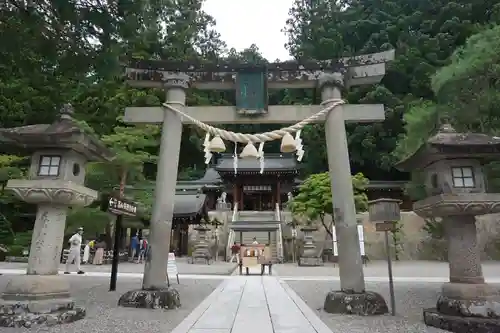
[118,288,181,310]
[298,257,324,266]
[439,283,500,318]
[0,300,85,328]
[324,290,388,316]
[0,274,85,328]
[424,308,500,333]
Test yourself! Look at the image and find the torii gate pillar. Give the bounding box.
[118,75,187,309]
[321,73,389,315]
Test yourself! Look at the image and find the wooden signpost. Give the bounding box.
[368,198,401,316]
[102,194,138,292]
[166,252,180,286]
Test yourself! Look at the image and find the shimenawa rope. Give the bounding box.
[161,99,345,143]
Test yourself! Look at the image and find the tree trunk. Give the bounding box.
[321,215,333,238]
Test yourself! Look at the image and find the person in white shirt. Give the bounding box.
[252,237,259,245]
[64,227,84,274]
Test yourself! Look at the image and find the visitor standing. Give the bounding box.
[252,237,259,245]
[230,242,240,263]
[130,233,139,261]
[137,237,148,263]
[64,227,84,274]
[93,239,106,265]
[82,241,91,264]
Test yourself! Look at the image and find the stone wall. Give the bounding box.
[280,211,500,261]
[184,210,500,261]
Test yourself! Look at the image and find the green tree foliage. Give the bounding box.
[289,172,369,236]
[395,25,500,176]
[284,0,500,177]
[0,155,28,246]
[394,25,500,237]
[433,25,500,134]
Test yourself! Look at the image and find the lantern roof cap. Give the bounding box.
[395,123,500,171]
[0,104,114,162]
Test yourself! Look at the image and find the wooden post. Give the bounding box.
[239,184,244,209]
[233,182,238,207]
[276,179,281,207]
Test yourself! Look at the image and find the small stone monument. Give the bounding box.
[395,123,500,332]
[191,226,211,264]
[298,226,323,266]
[0,104,113,328]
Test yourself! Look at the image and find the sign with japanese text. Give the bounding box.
[107,196,137,216]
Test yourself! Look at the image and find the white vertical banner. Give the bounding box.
[332,224,365,257]
[358,224,365,256]
[331,224,338,256]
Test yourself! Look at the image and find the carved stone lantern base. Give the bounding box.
[423,282,500,332]
[298,227,323,267]
[0,179,97,328]
[324,290,388,316]
[118,288,181,310]
[414,194,500,332]
[0,275,85,328]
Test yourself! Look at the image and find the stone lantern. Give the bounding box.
[395,123,500,332]
[299,225,323,266]
[191,226,212,264]
[0,104,113,328]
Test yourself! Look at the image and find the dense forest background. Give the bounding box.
[1,0,500,252]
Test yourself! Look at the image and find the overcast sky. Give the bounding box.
[202,0,295,61]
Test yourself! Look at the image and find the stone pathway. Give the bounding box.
[171,271,333,333]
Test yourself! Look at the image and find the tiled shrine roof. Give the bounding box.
[173,192,208,217]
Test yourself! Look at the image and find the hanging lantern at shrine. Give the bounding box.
[240,141,259,159]
[280,132,297,153]
[209,135,226,152]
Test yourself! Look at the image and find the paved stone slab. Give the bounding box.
[232,278,273,333]
[172,275,334,333]
[264,277,317,332]
[191,278,244,330]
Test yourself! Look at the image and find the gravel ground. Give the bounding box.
[0,275,222,333]
[0,260,238,276]
[275,261,500,278]
[286,280,466,333]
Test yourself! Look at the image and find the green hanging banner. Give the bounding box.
[235,66,268,116]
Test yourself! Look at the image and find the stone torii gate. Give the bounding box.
[119,51,394,314]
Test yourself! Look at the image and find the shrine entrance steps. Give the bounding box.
[171,275,333,333]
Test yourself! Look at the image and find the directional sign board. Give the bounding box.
[166,252,180,286]
[107,196,137,216]
[376,221,395,232]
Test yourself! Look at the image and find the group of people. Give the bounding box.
[229,237,259,263]
[130,233,149,263]
[83,237,107,265]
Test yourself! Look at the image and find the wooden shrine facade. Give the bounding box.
[170,191,209,256]
[214,154,299,211]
